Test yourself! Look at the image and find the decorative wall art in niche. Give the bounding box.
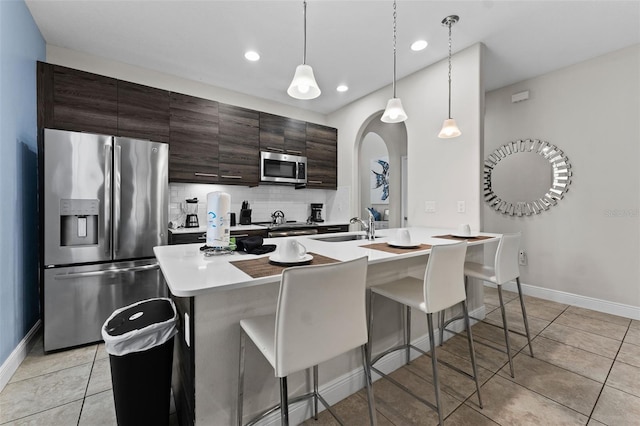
[370,156,390,204]
[484,139,572,216]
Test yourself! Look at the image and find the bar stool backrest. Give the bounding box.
[274,256,369,377]
[423,242,468,314]
[494,233,521,285]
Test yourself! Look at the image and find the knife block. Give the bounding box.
[239,209,252,225]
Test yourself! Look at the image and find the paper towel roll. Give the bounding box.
[206,192,230,247]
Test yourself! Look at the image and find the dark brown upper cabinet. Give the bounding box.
[117,80,170,142]
[218,104,260,186]
[306,123,338,190]
[259,113,306,156]
[38,62,118,135]
[169,93,219,183]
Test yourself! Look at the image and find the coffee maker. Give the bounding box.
[310,203,324,223]
[183,198,199,228]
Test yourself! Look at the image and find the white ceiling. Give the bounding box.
[25,0,640,115]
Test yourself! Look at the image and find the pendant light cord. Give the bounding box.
[302,0,307,65]
[392,0,397,98]
[447,20,452,119]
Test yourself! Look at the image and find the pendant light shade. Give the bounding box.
[381,0,407,123]
[288,1,321,100]
[438,15,461,138]
[288,64,321,99]
[381,98,408,123]
[438,118,462,138]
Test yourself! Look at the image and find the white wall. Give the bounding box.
[484,44,640,311]
[329,43,484,231]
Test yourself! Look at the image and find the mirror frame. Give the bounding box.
[484,139,572,216]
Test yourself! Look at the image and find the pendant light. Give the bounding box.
[381,0,408,123]
[438,15,461,138]
[287,1,321,99]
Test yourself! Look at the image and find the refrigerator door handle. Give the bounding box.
[104,143,112,256]
[52,263,160,280]
[114,143,122,254]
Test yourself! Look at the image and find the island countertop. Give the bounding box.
[154,227,499,297]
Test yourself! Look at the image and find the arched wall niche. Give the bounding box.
[353,111,408,228]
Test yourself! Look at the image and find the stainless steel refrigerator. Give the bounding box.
[42,128,169,352]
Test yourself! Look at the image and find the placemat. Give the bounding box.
[360,242,432,254]
[432,234,495,242]
[230,252,340,279]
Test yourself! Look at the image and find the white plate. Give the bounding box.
[387,241,421,248]
[269,254,314,265]
[450,233,478,238]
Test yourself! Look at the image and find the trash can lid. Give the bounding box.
[105,298,175,337]
[102,298,177,356]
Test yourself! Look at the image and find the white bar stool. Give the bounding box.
[368,242,482,426]
[457,232,534,378]
[237,256,377,426]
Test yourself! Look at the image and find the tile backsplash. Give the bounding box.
[169,183,350,227]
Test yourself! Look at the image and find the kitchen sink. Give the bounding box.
[313,234,380,242]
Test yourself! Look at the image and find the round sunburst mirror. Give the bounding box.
[484,139,572,216]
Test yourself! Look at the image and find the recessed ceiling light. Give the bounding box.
[336,85,349,92]
[411,40,428,51]
[244,51,260,61]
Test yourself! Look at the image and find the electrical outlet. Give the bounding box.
[519,250,527,266]
[457,201,466,213]
[425,201,436,213]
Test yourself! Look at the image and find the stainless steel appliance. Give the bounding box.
[310,203,324,223]
[42,128,168,352]
[260,151,307,184]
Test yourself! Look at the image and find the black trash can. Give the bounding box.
[102,298,177,426]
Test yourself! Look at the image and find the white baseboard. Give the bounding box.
[0,320,41,392]
[486,281,640,321]
[258,305,485,426]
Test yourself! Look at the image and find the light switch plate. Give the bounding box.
[425,201,436,213]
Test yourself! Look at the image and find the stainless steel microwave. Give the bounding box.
[260,151,307,184]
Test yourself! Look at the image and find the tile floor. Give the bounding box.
[1,287,639,425]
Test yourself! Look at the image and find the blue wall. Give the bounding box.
[0,0,45,366]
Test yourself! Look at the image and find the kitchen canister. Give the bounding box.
[206,191,231,248]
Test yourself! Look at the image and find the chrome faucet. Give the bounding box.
[350,211,376,240]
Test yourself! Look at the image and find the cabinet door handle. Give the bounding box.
[194,172,218,177]
[308,180,323,184]
[326,227,342,231]
[220,175,242,179]
[198,233,206,240]
[266,147,284,152]
[286,149,302,155]
[232,234,249,238]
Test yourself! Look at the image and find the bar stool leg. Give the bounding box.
[237,330,246,426]
[427,313,443,426]
[516,278,534,357]
[497,285,515,377]
[405,306,412,364]
[462,300,483,408]
[367,290,375,368]
[361,344,378,426]
[438,310,445,346]
[279,377,289,425]
[313,365,319,419]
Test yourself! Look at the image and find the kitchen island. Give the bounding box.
[154,227,499,426]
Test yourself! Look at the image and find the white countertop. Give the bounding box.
[154,227,500,297]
